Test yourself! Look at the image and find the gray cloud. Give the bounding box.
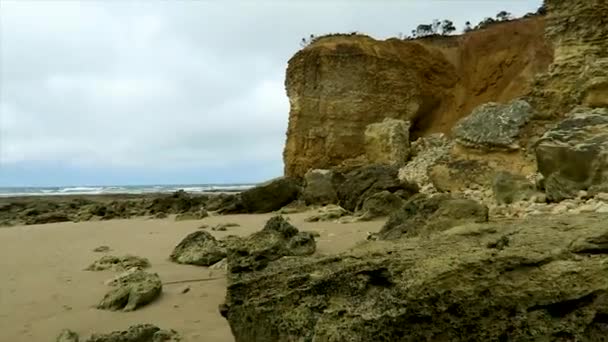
[0,0,542,185]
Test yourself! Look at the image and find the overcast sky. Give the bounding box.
[0,0,541,187]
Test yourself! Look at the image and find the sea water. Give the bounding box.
[0,184,255,197]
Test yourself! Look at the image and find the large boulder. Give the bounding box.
[222,214,608,342]
[301,169,344,206]
[97,269,162,312]
[170,231,227,266]
[240,177,301,213]
[227,216,315,274]
[492,171,543,204]
[364,118,411,166]
[205,193,244,214]
[378,194,489,240]
[304,205,350,222]
[536,107,608,201]
[359,191,404,219]
[453,100,534,150]
[337,164,418,212]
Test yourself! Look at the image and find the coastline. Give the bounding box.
[0,211,385,341]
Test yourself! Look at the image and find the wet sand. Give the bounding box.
[0,212,384,341]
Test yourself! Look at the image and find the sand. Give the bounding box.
[0,211,384,341]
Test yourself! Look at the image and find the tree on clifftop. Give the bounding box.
[441,20,456,35]
[496,11,512,21]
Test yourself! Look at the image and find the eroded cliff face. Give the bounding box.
[530,0,608,116]
[284,17,552,177]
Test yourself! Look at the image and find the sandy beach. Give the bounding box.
[0,211,384,342]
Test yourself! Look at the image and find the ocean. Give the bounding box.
[0,184,256,197]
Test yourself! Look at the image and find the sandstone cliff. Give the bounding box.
[530,0,608,116]
[284,17,552,177]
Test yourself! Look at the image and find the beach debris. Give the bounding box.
[58,324,181,342]
[212,222,240,231]
[86,255,150,272]
[180,286,190,294]
[92,246,111,253]
[97,269,162,312]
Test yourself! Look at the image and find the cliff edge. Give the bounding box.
[284,17,552,177]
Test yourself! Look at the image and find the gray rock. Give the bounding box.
[364,118,411,165]
[301,169,344,206]
[453,100,533,150]
[337,164,418,212]
[86,255,150,272]
[83,324,180,342]
[240,177,301,213]
[492,171,542,204]
[536,107,608,201]
[227,216,315,274]
[169,231,227,266]
[97,269,162,312]
[379,194,489,240]
[222,214,608,342]
[359,190,404,218]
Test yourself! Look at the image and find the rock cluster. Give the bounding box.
[222,214,608,342]
[56,324,180,342]
[97,268,162,312]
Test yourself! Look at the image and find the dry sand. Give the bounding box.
[0,212,384,342]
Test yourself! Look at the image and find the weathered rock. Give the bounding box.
[453,100,534,150]
[337,164,418,212]
[205,193,244,214]
[97,269,162,312]
[492,171,542,204]
[301,169,344,205]
[56,329,79,342]
[364,118,411,165]
[536,107,608,201]
[170,231,227,266]
[359,190,404,219]
[227,216,315,274]
[86,255,150,272]
[398,133,452,187]
[174,209,208,221]
[83,324,180,342]
[147,190,207,215]
[304,205,350,222]
[222,214,608,342]
[93,246,111,253]
[212,222,240,231]
[379,194,489,240]
[26,212,71,225]
[240,177,300,213]
[428,144,536,192]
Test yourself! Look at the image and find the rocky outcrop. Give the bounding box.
[240,177,300,213]
[364,118,411,165]
[304,205,349,222]
[284,18,551,177]
[301,169,344,205]
[170,231,228,266]
[336,164,418,212]
[97,269,162,312]
[492,171,542,204]
[452,100,534,150]
[359,191,404,219]
[530,0,608,117]
[536,107,608,201]
[222,214,608,342]
[227,216,315,274]
[378,194,488,240]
